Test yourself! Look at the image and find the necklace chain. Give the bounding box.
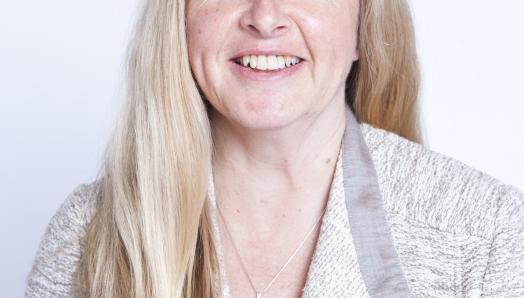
[216,201,328,298]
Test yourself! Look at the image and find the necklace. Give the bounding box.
[216,202,328,298]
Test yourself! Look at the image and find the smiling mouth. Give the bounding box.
[232,55,305,72]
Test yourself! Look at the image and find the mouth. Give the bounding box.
[230,54,305,72]
[228,54,306,82]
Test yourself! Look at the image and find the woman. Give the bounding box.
[25,0,523,297]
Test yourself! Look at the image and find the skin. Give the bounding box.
[186,0,360,296]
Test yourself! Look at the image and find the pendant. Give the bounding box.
[256,293,262,298]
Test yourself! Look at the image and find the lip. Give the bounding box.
[229,59,306,82]
[229,49,305,61]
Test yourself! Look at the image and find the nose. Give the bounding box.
[239,0,291,38]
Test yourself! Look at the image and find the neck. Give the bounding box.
[210,98,346,223]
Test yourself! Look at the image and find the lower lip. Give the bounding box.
[229,60,305,81]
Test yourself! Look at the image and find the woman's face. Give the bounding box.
[186,0,360,129]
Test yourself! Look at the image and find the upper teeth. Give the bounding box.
[237,55,301,70]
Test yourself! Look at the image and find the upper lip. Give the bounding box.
[229,48,305,61]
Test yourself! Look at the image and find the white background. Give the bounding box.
[1,1,523,296]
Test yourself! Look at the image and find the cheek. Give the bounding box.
[329,7,359,50]
[295,2,359,62]
[319,13,359,67]
[187,12,222,93]
[186,8,222,63]
[186,8,232,108]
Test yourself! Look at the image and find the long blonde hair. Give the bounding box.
[73,0,422,297]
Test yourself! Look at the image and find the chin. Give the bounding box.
[231,106,304,131]
[211,95,315,130]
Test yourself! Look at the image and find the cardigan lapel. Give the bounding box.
[341,103,411,297]
[301,102,411,297]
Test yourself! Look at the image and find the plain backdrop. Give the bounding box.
[1,1,523,296]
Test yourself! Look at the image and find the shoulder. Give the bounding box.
[25,180,100,297]
[359,122,524,240]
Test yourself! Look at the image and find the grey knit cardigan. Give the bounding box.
[25,105,524,297]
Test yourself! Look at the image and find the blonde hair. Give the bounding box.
[73,0,422,297]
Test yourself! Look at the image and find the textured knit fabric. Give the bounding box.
[24,123,524,298]
[365,124,524,297]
